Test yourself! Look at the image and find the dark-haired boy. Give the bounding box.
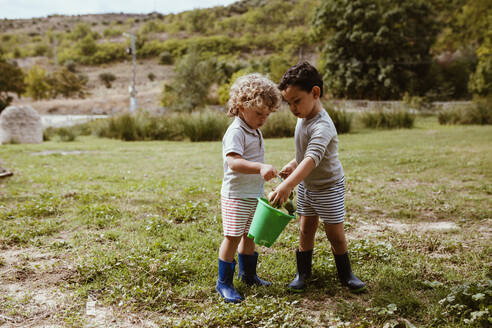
[269,61,366,293]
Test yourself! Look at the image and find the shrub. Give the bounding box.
[93,111,186,141]
[217,68,255,106]
[147,73,156,81]
[90,42,127,65]
[99,72,116,88]
[33,43,51,57]
[158,51,173,65]
[55,127,77,141]
[438,99,492,125]
[24,65,51,100]
[181,110,230,142]
[325,106,353,134]
[261,108,297,138]
[267,54,293,84]
[0,58,26,112]
[49,68,88,98]
[161,49,217,112]
[43,127,56,141]
[64,60,77,73]
[103,28,122,38]
[361,109,415,129]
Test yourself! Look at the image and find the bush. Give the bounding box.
[48,68,88,98]
[33,43,51,57]
[161,49,217,112]
[99,72,117,88]
[55,127,77,141]
[94,112,185,141]
[147,73,156,81]
[181,110,230,142]
[43,126,86,141]
[325,106,353,134]
[64,60,77,73]
[361,108,415,129]
[261,108,297,138]
[25,65,51,100]
[93,110,230,142]
[438,99,492,125]
[158,51,173,65]
[0,58,25,112]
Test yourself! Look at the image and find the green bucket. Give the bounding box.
[248,197,295,247]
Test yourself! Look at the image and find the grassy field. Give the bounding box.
[0,117,491,327]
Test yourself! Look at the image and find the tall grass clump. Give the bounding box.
[361,108,415,129]
[43,123,92,142]
[93,112,185,141]
[261,108,297,138]
[181,110,230,142]
[93,110,230,142]
[438,99,492,125]
[325,105,353,134]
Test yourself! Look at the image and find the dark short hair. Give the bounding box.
[278,61,323,97]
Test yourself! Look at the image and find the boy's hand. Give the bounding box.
[269,182,292,206]
[279,163,295,179]
[260,164,278,181]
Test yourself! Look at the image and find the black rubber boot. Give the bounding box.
[237,252,272,286]
[287,249,312,292]
[333,252,366,293]
[216,259,243,303]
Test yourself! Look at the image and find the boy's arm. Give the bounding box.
[270,156,315,205]
[279,158,298,178]
[226,153,277,181]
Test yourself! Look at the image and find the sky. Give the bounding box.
[1,0,238,19]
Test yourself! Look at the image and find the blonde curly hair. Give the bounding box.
[227,73,282,117]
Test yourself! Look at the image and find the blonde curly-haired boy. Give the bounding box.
[217,73,281,303]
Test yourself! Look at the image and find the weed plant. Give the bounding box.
[361,108,415,129]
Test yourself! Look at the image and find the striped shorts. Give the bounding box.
[220,196,258,237]
[297,177,346,224]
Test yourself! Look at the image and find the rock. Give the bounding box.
[0,106,43,144]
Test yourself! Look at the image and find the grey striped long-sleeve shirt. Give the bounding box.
[295,108,344,190]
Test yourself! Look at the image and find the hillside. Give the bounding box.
[1,0,489,114]
[0,0,319,114]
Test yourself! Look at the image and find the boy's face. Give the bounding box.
[239,107,271,129]
[281,85,320,119]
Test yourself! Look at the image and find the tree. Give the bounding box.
[49,68,88,98]
[0,57,26,112]
[459,0,492,96]
[161,48,217,112]
[312,0,438,99]
[99,72,117,88]
[24,65,51,100]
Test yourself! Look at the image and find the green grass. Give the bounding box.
[0,117,491,327]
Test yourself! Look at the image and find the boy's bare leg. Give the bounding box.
[238,234,255,255]
[324,222,365,292]
[219,236,242,262]
[299,215,319,251]
[323,222,348,254]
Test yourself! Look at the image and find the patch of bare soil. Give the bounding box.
[349,218,460,240]
[0,245,162,327]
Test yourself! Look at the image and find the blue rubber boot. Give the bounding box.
[237,252,272,286]
[216,259,243,303]
[334,252,366,293]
